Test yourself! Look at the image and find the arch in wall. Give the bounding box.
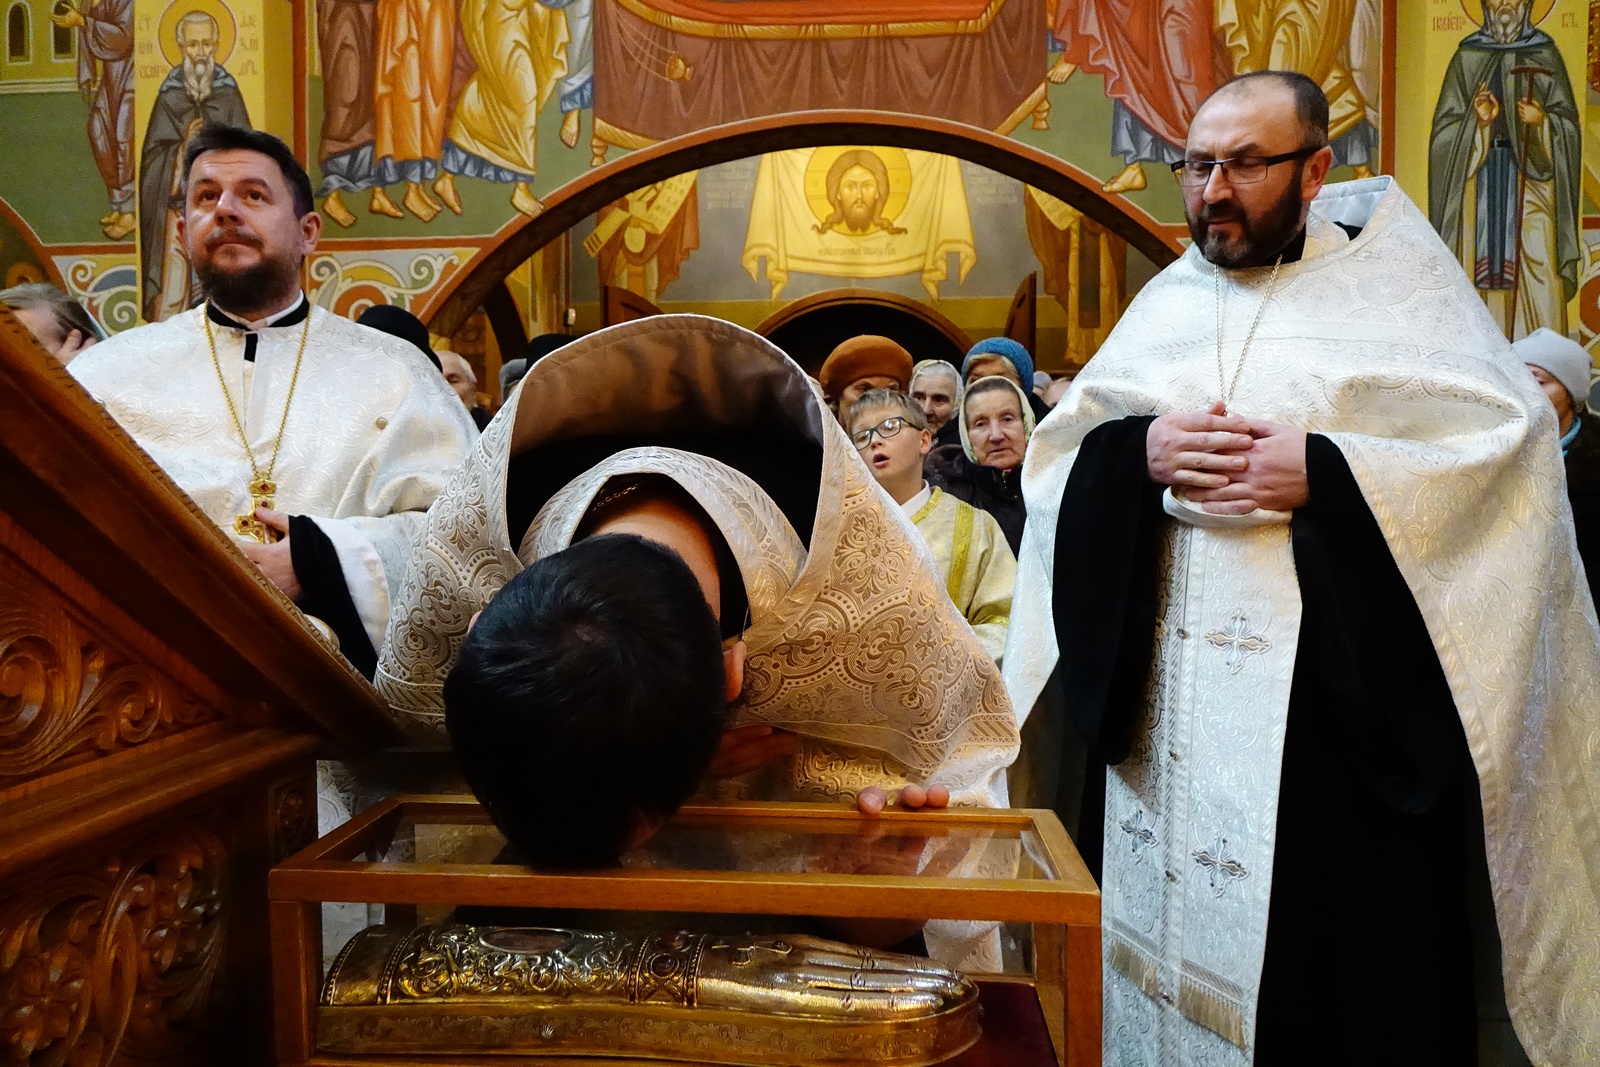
[420,109,1186,339]
[755,287,972,376]
[0,194,65,289]
[6,3,29,62]
[52,18,74,59]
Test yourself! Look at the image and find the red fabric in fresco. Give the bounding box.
[630,0,997,25]
[1055,0,1218,149]
[594,0,1045,139]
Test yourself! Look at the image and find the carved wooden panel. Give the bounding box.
[0,822,228,1063]
[1,287,396,1067]
[270,774,317,865]
[0,541,218,784]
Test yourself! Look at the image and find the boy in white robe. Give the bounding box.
[847,389,1014,664]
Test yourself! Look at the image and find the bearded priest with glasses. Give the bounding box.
[1008,70,1600,1066]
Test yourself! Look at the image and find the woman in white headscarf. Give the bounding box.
[925,375,1035,555]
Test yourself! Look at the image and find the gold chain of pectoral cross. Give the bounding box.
[1214,255,1284,415]
[204,309,312,544]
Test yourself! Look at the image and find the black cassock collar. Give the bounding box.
[205,292,310,362]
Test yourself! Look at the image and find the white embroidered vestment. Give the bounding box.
[69,302,478,648]
[376,314,1020,808]
[1006,178,1600,1066]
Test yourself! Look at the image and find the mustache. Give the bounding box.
[1197,203,1246,225]
[205,227,261,249]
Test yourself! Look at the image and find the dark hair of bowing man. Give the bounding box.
[444,533,732,868]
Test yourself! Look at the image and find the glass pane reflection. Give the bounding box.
[370,813,1058,882]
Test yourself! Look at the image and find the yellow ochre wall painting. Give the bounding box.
[2,0,1598,376]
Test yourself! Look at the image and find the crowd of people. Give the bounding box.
[6,67,1600,1065]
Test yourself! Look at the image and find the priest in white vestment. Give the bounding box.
[1006,73,1600,1066]
[69,125,476,678]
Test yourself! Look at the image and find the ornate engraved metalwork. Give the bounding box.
[0,826,228,1061]
[393,926,634,1002]
[630,931,708,1007]
[0,551,215,781]
[320,924,981,1066]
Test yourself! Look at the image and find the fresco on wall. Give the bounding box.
[312,0,375,227]
[1024,185,1129,363]
[305,245,473,315]
[53,0,137,238]
[570,153,1160,373]
[1430,0,1580,340]
[0,0,1397,343]
[589,0,1049,162]
[53,250,139,330]
[743,147,976,301]
[138,0,249,320]
[545,0,1383,348]
[1577,0,1600,360]
[0,0,135,248]
[583,170,697,303]
[1050,0,1382,193]
[314,0,579,227]
[0,199,55,288]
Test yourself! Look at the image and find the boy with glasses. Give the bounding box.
[848,389,1014,664]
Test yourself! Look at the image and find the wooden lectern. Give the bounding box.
[0,306,401,1063]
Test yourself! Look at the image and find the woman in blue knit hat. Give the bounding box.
[962,337,1051,422]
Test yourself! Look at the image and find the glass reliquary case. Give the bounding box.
[269,796,1100,1067]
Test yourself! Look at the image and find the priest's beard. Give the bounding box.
[183,56,215,104]
[1189,168,1307,269]
[193,229,301,318]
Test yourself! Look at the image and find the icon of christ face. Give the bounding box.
[838,164,882,234]
[813,149,905,238]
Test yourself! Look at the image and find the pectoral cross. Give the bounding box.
[233,478,280,543]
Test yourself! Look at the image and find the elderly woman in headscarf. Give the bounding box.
[910,359,963,448]
[1514,328,1600,600]
[925,374,1034,555]
[963,336,1051,422]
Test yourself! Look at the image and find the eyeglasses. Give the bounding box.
[1171,148,1319,188]
[851,416,908,450]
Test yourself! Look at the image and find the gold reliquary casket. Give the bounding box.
[269,797,1101,1067]
[322,924,981,1065]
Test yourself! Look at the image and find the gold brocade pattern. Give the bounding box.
[375,316,1017,807]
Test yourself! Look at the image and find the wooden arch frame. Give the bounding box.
[419,110,1186,337]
